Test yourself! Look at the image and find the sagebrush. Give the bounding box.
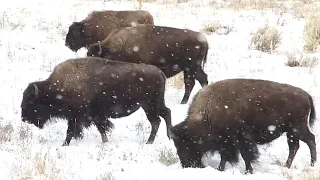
[303,12,320,52]
[251,25,281,53]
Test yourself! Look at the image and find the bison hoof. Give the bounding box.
[180,100,187,104]
[245,169,253,174]
[216,167,224,172]
[146,140,154,144]
[62,142,69,146]
[311,161,315,167]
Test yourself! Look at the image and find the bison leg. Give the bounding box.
[181,72,195,104]
[194,68,208,87]
[62,119,81,146]
[285,132,300,168]
[297,126,317,167]
[74,124,84,140]
[93,119,111,143]
[217,157,227,171]
[141,105,161,144]
[159,103,172,140]
[238,132,259,174]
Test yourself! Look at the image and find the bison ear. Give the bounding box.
[33,84,39,96]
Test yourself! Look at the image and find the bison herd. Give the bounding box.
[20,10,317,174]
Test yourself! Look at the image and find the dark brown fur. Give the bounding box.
[21,57,171,146]
[87,25,209,104]
[171,78,317,174]
[65,10,154,52]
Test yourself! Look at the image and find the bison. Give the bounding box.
[87,24,209,104]
[65,10,154,52]
[21,57,172,146]
[170,78,317,174]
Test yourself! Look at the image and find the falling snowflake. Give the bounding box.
[268,125,276,132]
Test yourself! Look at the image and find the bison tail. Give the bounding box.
[308,94,316,128]
[201,42,209,70]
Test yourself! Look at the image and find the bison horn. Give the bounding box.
[98,41,102,55]
[33,84,39,96]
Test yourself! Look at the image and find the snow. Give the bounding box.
[1,0,320,179]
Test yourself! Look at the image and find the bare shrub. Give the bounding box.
[251,25,281,53]
[0,123,14,143]
[285,52,319,67]
[201,21,221,35]
[303,12,320,52]
[285,52,301,67]
[158,147,179,166]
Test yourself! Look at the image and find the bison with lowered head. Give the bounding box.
[87,25,209,104]
[171,78,317,174]
[21,57,172,146]
[65,10,154,52]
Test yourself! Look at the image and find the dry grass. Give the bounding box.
[168,73,184,90]
[303,171,320,180]
[224,0,276,10]
[303,11,320,52]
[251,25,281,53]
[158,147,179,166]
[0,123,14,143]
[98,172,116,180]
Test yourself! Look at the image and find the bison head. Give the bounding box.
[65,22,86,52]
[21,82,54,129]
[171,121,205,168]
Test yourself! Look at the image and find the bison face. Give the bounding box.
[65,22,86,52]
[171,122,205,168]
[21,82,51,129]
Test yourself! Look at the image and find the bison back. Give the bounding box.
[186,78,312,135]
[48,57,165,105]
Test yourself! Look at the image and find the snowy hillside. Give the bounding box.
[1,0,320,179]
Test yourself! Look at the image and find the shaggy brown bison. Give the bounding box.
[21,57,172,146]
[171,78,317,174]
[65,10,154,52]
[86,25,209,104]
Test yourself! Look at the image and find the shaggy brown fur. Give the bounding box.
[21,57,171,146]
[87,24,209,104]
[65,10,154,52]
[171,78,317,174]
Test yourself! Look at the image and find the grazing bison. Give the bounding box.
[65,10,154,52]
[171,78,317,174]
[87,25,209,104]
[21,57,172,146]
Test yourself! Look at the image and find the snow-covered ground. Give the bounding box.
[1,0,320,179]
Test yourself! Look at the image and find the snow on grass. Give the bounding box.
[1,0,320,179]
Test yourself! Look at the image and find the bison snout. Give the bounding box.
[21,117,29,123]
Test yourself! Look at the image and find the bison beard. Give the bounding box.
[171,78,317,174]
[20,57,172,146]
